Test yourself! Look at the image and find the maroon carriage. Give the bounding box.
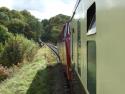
[58,22,72,80]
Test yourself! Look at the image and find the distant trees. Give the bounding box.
[0,7,70,44]
[41,14,70,43]
[0,8,43,41]
[40,19,51,42]
[21,10,43,41]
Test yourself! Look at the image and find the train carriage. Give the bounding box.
[58,0,125,94]
[58,23,72,80]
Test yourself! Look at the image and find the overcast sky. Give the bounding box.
[0,0,76,20]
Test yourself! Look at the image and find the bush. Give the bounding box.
[15,34,38,61]
[0,34,38,67]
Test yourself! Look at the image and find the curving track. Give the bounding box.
[39,41,60,63]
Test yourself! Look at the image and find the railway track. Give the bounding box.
[47,63,86,94]
[39,42,72,94]
[39,41,60,63]
[39,41,85,94]
[47,63,73,94]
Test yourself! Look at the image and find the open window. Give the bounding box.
[87,2,96,35]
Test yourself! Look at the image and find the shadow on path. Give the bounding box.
[26,63,64,94]
[26,63,86,94]
[26,66,51,94]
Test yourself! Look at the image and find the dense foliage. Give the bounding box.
[0,35,38,67]
[0,7,70,65]
[0,7,70,43]
[0,7,40,80]
[0,7,42,41]
[0,25,11,43]
[41,14,70,43]
[0,7,70,81]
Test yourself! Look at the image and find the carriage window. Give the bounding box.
[87,41,96,94]
[87,2,96,35]
[77,20,81,76]
[72,28,74,59]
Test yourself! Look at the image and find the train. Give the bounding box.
[58,0,125,94]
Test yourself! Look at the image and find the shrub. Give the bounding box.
[0,43,4,53]
[0,64,9,81]
[15,34,38,61]
[0,34,38,67]
[1,37,23,66]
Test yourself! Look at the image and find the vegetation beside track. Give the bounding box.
[0,46,57,94]
[0,6,69,94]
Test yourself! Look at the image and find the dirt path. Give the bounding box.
[47,63,86,94]
[48,63,65,94]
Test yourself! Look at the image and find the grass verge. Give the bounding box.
[0,45,56,94]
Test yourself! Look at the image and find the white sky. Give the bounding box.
[0,0,77,20]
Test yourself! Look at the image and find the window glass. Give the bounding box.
[87,41,96,94]
[72,28,74,59]
[77,20,81,75]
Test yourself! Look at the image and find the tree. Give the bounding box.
[0,7,10,14]
[0,25,11,43]
[28,19,42,41]
[23,24,35,39]
[9,10,24,21]
[0,12,9,25]
[41,19,52,42]
[21,10,43,41]
[0,7,10,12]
[50,28,60,43]
[7,18,26,34]
[41,14,70,43]
[20,10,36,22]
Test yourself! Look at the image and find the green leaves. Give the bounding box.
[0,25,11,43]
[7,18,27,34]
[0,6,71,44]
[0,34,38,67]
[0,7,43,41]
[0,12,9,25]
[41,14,70,43]
[9,10,25,21]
